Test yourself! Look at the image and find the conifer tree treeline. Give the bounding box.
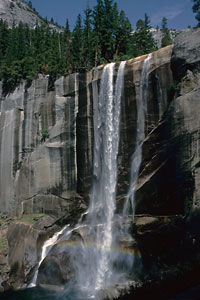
[161,17,172,47]
[131,14,157,57]
[0,0,159,93]
[192,0,200,27]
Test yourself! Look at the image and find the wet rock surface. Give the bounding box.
[0,214,61,290]
[1,29,199,218]
[1,212,200,298]
[0,28,200,298]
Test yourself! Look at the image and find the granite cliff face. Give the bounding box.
[0,45,173,217]
[1,28,200,297]
[132,28,190,49]
[0,0,62,31]
[0,29,200,219]
[0,0,43,28]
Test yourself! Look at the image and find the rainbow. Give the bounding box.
[54,240,142,258]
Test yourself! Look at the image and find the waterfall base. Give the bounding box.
[2,212,200,300]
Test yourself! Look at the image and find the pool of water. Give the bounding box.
[2,283,200,300]
[0,287,89,300]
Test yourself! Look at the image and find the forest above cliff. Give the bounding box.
[0,0,177,95]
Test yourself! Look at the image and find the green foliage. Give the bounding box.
[28,1,32,8]
[171,80,180,92]
[192,0,200,27]
[92,0,133,64]
[161,17,173,47]
[169,80,180,100]
[19,213,46,225]
[10,2,15,9]
[131,13,157,56]
[71,14,84,71]
[0,237,8,251]
[82,7,94,69]
[41,129,49,140]
[0,1,161,92]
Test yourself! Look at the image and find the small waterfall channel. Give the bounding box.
[29,55,152,299]
[123,53,152,216]
[29,225,69,288]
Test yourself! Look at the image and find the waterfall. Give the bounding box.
[88,61,126,292]
[28,61,126,298]
[123,53,152,217]
[68,61,126,298]
[27,56,152,297]
[28,225,69,287]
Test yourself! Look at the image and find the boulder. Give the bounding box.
[7,216,60,288]
[171,28,200,80]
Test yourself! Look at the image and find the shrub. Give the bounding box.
[41,129,49,142]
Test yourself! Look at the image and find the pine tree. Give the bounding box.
[48,30,62,80]
[92,0,106,65]
[192,0,200,27]
[132,14,157,56]
[15,21,26,60]
[101,0,118,61]
[114,9,132,60]
[28,1,32,9]
[82,6,94,69]
[0,20,9,62]
[71,14,83,71]
[63,19,72,73]
[161,17,172,47]
[0,0,135,92]
[92,0,132,63]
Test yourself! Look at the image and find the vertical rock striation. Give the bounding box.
[0,45,174,216]
[0,75,81,215]
[0,29,200,218]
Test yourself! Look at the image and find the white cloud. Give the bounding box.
[151,5,184,26]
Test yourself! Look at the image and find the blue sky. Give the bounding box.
[28,0,196,29]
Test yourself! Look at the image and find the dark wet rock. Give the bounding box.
[132,215,185,267]
[36,229,84,286]
[6,216,61,289]
[37,242,75,286]
[0,26,200,296]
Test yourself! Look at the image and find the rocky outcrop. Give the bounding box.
[36,215,185,288]
[6,215,61,289]
[132,28,189,49]
[1,29,200,217]
[0,0,62,31]
[133,28,200,215]
[0,0,43,28]
[26,213,200,300]
[0,74,86,216]
[0,44,174,217]
[1,28,200,297]
[171,28,200,81]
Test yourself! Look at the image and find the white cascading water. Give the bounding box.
[28,225,69,287]
[28,61,126,298]
[123,53,152,217]
[28,55,152,298]
[71,61,126,298]
[89,61,126,292]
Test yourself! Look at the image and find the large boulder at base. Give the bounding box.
[7,216,60,288]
